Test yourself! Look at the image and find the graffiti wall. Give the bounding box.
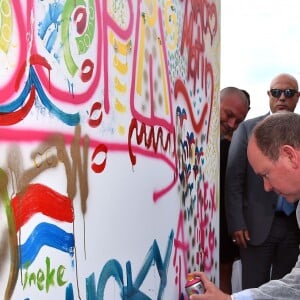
[0,0,220,299]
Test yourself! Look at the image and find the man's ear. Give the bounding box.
[281,145,299,168]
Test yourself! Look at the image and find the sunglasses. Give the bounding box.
[270,89,298,98]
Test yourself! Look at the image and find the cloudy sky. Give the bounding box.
[221,0,300,118]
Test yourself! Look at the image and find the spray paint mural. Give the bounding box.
[0,0,220,299]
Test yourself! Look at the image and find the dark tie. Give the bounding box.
[276,196,295,216]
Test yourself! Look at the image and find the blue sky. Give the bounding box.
[221,0,300,118]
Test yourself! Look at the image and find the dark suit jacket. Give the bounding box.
[225,113,279,245]
[220,138,239,262]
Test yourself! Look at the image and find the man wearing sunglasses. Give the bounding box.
[225,73,300,290]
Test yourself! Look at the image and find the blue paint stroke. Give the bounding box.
[30,66,80,126]
[65,283,74,300]
[88,230,174,299]
[124,262,151,300]
[19,222,74,268]
[0,79,32,112]
[126,230,174,299]
[38,2,63,40]
[86,273,97,300]
[46,29,58,53]
[87,261,124,300]
[38,2,63,53]
[180,140,188,154]
[0,66,80,126]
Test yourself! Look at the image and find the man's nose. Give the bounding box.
[278,92,286,101]
[227,118,238,129]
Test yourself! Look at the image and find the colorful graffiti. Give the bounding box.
[0,0,220,299]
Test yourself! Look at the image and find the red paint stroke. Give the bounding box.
[31,54,52,92]
[30,54,52,70]
[73,7,87,35]
[128,118,173,166]
[91,143,107,173]
[12,183,74,232]
[203,0,218,44]
[88,101,103,127]
[0,86,35,125]
[174,79,208,134]
[173,211,189,295]
[15,54,51,91]
[81,59,94,82]
[196,181,217,272]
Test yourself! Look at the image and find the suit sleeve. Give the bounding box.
[225,121,249,234]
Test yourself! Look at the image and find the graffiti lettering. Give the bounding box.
[173,211,189,298]
[85,230,174,300]
[180,0,217,95]
[23,257,67,292]
[197,180,216,272]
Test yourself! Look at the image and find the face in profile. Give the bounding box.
[247,137,300,202]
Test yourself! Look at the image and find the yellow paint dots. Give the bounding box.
[113,55,128,74]
[114,76,126,93]
[114,98,126,113]
[117,125,126,136]
[109,30,131,56]
[0,0,12,53]
[164,0,178,50]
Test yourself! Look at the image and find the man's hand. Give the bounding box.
[232,229,250,248]
[187,272,231,300]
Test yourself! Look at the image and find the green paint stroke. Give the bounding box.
[61,0,84,77]
[0,168,18,300]
[61,0,95,77]
[76,0,95,55]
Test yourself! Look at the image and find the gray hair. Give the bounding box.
[252,112,300,161]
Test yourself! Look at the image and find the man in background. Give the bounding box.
[220,87,250,140]
[219,87,250,293]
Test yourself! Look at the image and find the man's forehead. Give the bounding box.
[271,76,297,88]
